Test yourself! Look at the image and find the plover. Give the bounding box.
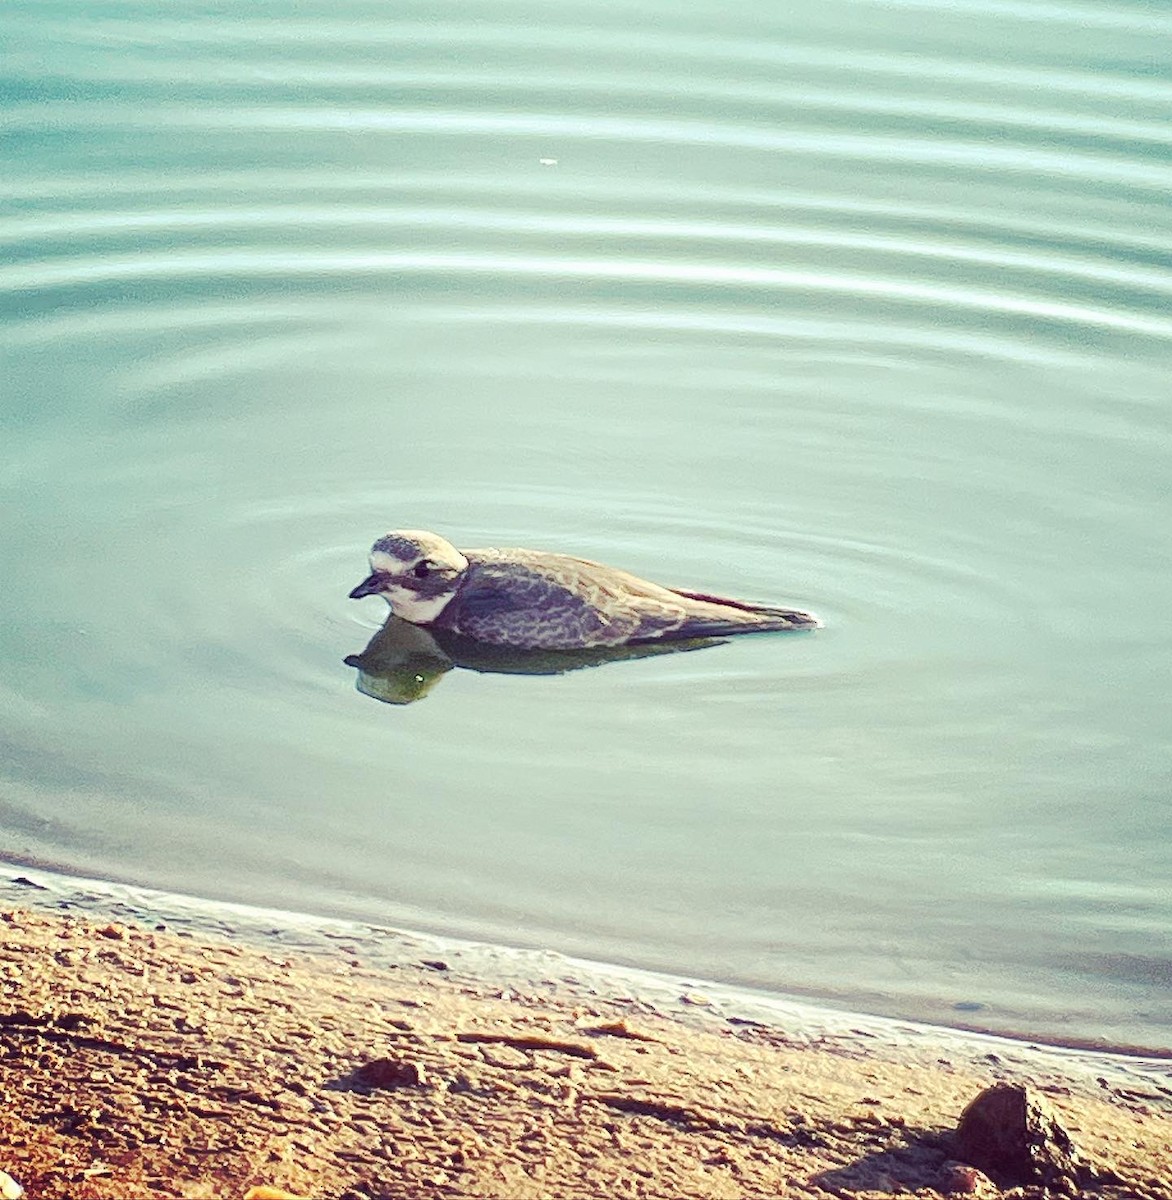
[349,529,819,651]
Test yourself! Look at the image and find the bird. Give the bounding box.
[348,529,819,651]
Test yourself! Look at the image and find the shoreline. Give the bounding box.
[0,870,1170,1198]
[2,864,1169,1065]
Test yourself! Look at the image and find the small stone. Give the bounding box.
[420,959,449,971]
[243,1188,309,1200]
[939,1159,997,1194]
[97,923,126,940]
[356,1057,427,1089]
[955,1083,1083,1188]
[0,1170,23,1199]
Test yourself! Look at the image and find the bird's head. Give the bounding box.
[349,529,469,624]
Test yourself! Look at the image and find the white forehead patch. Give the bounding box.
[370,535,469,575]
[371,549,406,573]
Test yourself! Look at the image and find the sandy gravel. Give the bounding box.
[0,902,1169,1200]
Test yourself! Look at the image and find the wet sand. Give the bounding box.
[0,885,1170,1199]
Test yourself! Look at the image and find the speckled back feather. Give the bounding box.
[432,548,813,650]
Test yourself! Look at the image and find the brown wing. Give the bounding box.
[438,550,690,649]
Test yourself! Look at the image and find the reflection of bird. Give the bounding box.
[349,529,819,651]
[345,615,724,704]
[344,618,454,704]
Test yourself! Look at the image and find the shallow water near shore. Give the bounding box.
[6,867,1172,1101]
[3,1,1172,1049]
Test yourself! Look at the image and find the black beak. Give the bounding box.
[349,573,386,599]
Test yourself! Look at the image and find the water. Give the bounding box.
[3,0,1171,1049]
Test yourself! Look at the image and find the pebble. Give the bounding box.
[357,1057,428,1089]
[939,1159,996,1195]
[0,1171,22,1200]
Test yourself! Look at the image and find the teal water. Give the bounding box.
[2,0,1171,1048]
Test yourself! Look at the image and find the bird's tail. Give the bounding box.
[671,589,821,637]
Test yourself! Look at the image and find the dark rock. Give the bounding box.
[54,1012,92,1031]
[420,959,449,971]
[10,876,47,890]
[955,1082,1083,1189]
[356,1056,427,1089]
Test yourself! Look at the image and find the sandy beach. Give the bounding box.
[0,879,1169,1200]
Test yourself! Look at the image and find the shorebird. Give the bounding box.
[349,530,819,651]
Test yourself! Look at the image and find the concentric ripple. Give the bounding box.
[2,0,1171,1049]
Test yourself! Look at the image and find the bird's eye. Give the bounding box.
[413,560,433,578]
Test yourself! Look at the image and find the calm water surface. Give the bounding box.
[3,0,1171,1048]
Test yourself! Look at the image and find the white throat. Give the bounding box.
[384,584,457,625]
